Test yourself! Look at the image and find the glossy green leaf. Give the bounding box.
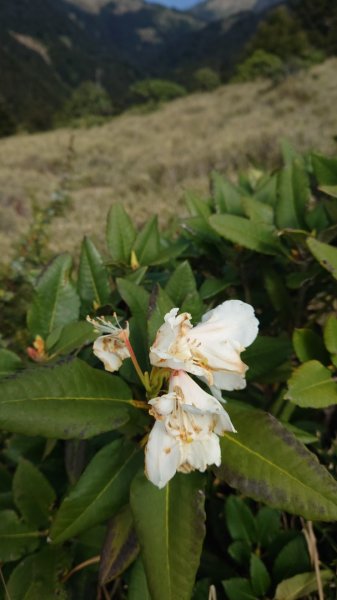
[165,261,197,307]
[106,203,136,264]
[199,277,233,300]
[209,214,282,255]
[78,236,110,313]
[273,535,309,582]
[228,541,251,566]
[256,507,281,547]
[222,578,256,600]
[0,349,22,379]
[50,439,141,543]
[276,161,309,230]
[7,546,70,599]
[128,558,151,600]
[241,196,274,224]
[0,511,39,562]
[150,240,189,265]
[133,216,160,265]
[286,360,337,408]
[116,278,149,325]
[99,505,139,584]
[242,336,292,381]
[130,472,206,600]
[13,459,56,528]
[46,320,96,356]
[212,172,244,215]
[307,237,337,280]
[275,570,333,600]
[0,359,135,439]
[225,496,257,544]
[324,315,337,355]
[293,329,329,364]
[27,254,80,339]
[250,554,271,596]
[217,405,337,521]
[312,153,337,185]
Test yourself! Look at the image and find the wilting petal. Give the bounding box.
[93,335,129,373]
[145,421,181,489]
[148,392,176,417]
[169,370,228,415]
[180,433,221,472]
[149,308,198,372]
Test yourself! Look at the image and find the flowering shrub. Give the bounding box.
[1,147,337,598]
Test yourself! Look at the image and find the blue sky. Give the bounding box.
[145,0,202,9]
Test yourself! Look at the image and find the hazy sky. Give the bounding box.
[145,0,202,9]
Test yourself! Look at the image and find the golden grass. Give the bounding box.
[1,58,337,262]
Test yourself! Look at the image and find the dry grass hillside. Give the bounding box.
[1,58,337,262]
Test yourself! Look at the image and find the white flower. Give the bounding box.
[145,370,235,488]
[87,315,130,373]
[149,300,259,391]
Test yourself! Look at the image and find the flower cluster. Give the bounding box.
[88,300,259,488]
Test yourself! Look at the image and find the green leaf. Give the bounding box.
[150,240,189,266]
[293,329,329,364]
[130,472,206,600]
[242,336,292,381]
[324,315,337,355]
[286,360,337,408]
[27,254,80,339]
[228,541,251,566]
[0,510,39,562]
[212,172,244,216]
[132,216,160,266]
[0,349,22,379]
[209,214,282,255]
[165,261,197,307]
[225,496,257,544]
[320,184,337,198]
[273,536,309,582]
[50,439,141,544]
[13,459,56,528]
[276,161,309,230]
[148,286,175,345]
[217,405,337,521]
[307,237,337,280]
[7,546,70,599]
[128,558,151,600]
[250,554,271,596]
[256,507,280,547]
[241,196,274,225]
[78,236,110,313]
[312,153,337,186]
[0,359,135,439]
[99,505,139,584]
[46,321,96,356]
[106,203,136,264]
[199,277,233,300]
[222,578,256,600]
[116,278,150,325]
[275,570,333,600]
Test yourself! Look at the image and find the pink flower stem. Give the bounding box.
[121,331,151,392]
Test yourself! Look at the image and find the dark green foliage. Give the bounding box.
[193,67,221,91]
[57,81,114,126]
[234,49,285,82]
[130,78,187,105]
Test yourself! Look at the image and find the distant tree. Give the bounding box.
[60,81,114,123]
[193,67,221,92]
[248,6,311,61]
[234,50,285,82]
[130,79,187,105]
[291,0,337,55]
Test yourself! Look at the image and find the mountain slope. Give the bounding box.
[191,0,285,21]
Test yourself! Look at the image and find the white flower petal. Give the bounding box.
[214,411,236,435]
[149,309,193,368]
[93,335,129,372]
[145,421,181,489]
[181,433,221,472]
[212,371,247,391]
[200,300,259,348]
